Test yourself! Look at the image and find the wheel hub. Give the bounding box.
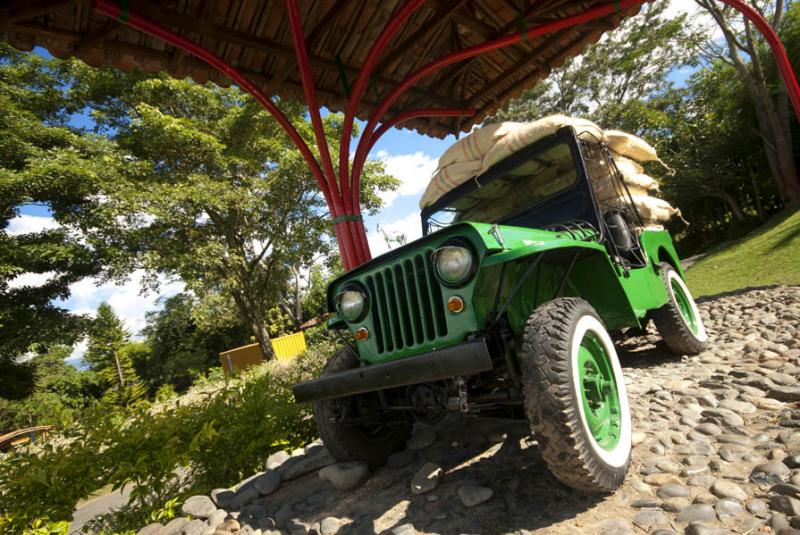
[577,331,621,451]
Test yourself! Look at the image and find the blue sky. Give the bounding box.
[7,0,708,365]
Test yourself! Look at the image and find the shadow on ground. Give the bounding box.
[254,414,608,534]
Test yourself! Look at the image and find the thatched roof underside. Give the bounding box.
[1,0,638,138]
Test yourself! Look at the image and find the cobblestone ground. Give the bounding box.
[139,286,800,535]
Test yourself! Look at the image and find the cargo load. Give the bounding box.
[421,115,680,228]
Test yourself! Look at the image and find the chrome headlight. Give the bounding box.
[335,285,368,322]
[434,244,474,286]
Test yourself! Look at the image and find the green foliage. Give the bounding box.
[70,71,399,359]
[0,346,101,430]
[136,293,248,393]
[85,303,146,406]
[0,44,113,362]
[0,350,327,534]
[493,1,704,126]
[687,208,800,296]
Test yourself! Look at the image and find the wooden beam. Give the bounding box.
[465,28,572,107]
[74,19,120,54]
[376,0,468,74]
[0,0,74,27]
[127,2,459,107]
[472,30,600,120]
[305,0,355,48]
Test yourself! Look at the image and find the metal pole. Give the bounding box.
[339,0,427,211]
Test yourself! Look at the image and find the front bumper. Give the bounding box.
[292,339,493,403]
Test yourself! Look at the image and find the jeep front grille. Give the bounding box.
[364,250,448,354]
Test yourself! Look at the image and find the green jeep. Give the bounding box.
[293,126,708,493]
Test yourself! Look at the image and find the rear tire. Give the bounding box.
[313,347,412,469]
[520,298,631,493]
[651,263,708,355]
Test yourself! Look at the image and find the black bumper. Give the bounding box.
[292,339,493,403]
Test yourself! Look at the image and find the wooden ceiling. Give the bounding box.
[1,0,638,138]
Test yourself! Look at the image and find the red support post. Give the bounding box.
[339,0,427,211]
[284,0,363,270]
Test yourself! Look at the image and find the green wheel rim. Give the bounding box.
[670,278,699,336]
[577,331,621,451]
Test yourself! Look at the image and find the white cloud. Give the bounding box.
[64,270,184,337]
[377,151,437,208]
[6,271,57,289]
[6,215,60,235]
[367,211,424,257]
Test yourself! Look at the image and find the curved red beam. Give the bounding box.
[367,108,477,154]
[91,0,334,208]
[348,0,651,206]
[284,0,359,269]
[718,0,800,122]
[339,0,427,211]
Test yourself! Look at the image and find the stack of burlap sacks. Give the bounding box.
[420,115,680,229]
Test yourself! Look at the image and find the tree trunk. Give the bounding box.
[697,0,800,207]
[709,191,744,220]
[252,321,275,361]
[113,354,125,388]
[749,164,765,220]
[292,264,303,327]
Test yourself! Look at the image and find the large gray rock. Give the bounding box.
[319,516,342,535]
[457,484,493,507]
[229,487,259,510]
[767,386,800,402]
[254,470,282,495]
[770,495,800,516]
[210,488,235,509]
[137,523,164,535]
[179,519,206,535]
[750,459,791,484]
[266,450,291,470]
[676,504,716,524]
[181,496,217,519]
[319,461,369,491]
[281,448,335,480]
[162,517,188,535]
[410,463,442,494]
[711,479,748,501]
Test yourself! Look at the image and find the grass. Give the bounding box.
[686,208,800,297]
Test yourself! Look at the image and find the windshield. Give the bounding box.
[424,142,579,233]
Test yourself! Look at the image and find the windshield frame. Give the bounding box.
[421,126,594,236]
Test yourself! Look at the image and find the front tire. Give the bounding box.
[651,263,708,355]
[520,298,631,493]
[313,347,412,469]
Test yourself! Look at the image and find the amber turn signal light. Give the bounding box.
[355,327,370,341]
[447,296,465,313]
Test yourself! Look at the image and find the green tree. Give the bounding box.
[696,0,800,206]
[84,303,144,404]
[493,0,704,128]
[136,293,248,393]
[74,74,398,359]
[0,44,116,362]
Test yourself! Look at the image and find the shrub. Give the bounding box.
[0,349,326,534]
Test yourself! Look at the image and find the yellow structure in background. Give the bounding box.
[271,331,307,360]
[219,332,307,374]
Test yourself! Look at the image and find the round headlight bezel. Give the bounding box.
[334,283,369,323]
[433,240,476,287]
